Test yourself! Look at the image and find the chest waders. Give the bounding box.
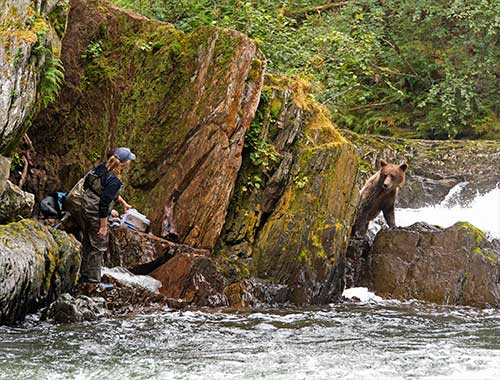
[79,170,119,283]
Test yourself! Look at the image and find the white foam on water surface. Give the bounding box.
[342,287,383,303]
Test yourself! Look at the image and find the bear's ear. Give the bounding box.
[380,159,387,168]
[399,163,408,172]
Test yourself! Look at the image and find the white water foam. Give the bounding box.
[342,287,383,303]
[396,184,500,239]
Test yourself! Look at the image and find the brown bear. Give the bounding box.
[352,159,408,236]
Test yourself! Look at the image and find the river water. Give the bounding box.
[1,187,499,380]
[1,301,500,380]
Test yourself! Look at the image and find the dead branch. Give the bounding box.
[18,156,29,188]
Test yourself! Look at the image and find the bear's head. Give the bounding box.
[379,159,408,191]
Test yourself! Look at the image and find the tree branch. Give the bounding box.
[284,2,349,20]
[348,99,399,111]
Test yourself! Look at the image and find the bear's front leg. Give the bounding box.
[382,206,396,228]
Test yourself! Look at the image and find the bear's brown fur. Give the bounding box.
[352,159,408,236]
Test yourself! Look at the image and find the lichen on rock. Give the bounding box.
[216,75,359,305]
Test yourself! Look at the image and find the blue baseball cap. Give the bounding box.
[114,147,136,162]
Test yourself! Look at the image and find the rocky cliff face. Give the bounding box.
[366,222,500,308]
[0,0,68,155]
[25,0,264,250]
[343,131,500,208]
[0,219,80,324]
[216,75,359,305]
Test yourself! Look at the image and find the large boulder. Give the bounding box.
[342,132,500,208]
[151,252,228,307]
[0,0,69,155]
[24,0,265,251]
[216,75,359,305]
[0,180,35,223]
[0,219,81,324]
[368,222,500,308]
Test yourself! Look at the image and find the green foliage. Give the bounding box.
[110,0,499,140]
[82,40,104,61]
[242,110,281,191]
[10,153,23,172]
[33,27,65,108]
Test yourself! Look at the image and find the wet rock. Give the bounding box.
[342,131,500,208]
[107,227,208,274]
[0,0,69,155]
[74,275,171,315]
[224,280,258,308]
[151,252,228,307]
[43,293,109,323]
[25,0,265,251]
[0,180,35,223]
[368,222,500,308]
[344,236,372,289]
[0,219,81,325]
[217,75,359,305]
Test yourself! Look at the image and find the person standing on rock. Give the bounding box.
[79,147,135,283]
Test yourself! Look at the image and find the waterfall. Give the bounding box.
[396,184,500,239]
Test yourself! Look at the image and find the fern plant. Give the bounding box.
[33,26,66,108]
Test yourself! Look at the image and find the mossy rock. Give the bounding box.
[0,219,80,325]
[369,222,500,308]
[27,0,265,250]
[216,74,359,305]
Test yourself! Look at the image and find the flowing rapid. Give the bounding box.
[396,185,500,239]
[1,302,500,380]
[1,185,499,380]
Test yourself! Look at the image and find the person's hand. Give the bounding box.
[123,202,132,212]
[98,225,108,239]
[110,209,119,217]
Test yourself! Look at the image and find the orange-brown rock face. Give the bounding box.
[151,252,228,307]
[26,0,265,250]
[216,75,359,305]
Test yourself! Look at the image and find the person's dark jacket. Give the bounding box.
[84,163,122,218]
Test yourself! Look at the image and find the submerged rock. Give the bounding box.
[151,252,228,307]
[43,293,109,323]
[0,219,80,325]
[0,180,35,223]
[368,222,500,308]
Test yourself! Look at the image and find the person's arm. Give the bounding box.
[98,217,108,239]
[98,176,121,236]
[117,195,132,211]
